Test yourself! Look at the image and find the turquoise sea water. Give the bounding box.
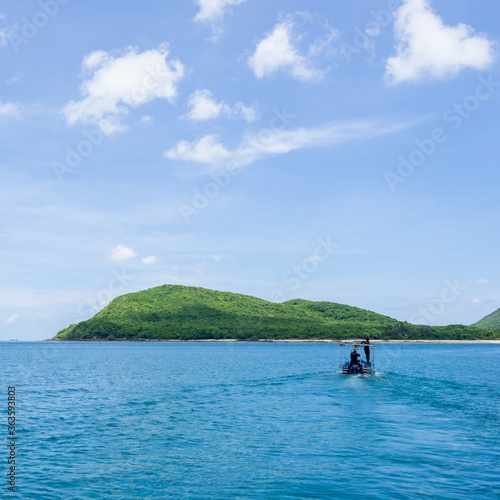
[1,342,499,499]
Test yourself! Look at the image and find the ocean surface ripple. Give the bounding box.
[2,342,499,499]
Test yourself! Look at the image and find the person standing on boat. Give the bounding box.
[363,338,370,365]
[349,347,362,372]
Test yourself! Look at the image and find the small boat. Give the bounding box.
[339,341,375,375]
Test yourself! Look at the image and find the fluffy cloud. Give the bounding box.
[165,134,231,164]
[249,20,319,82]
[476,278,489,285]
[0,101,21,119]
[471,298,482,304]
[194,0,246,23]
[248,16,338,82]
[184,89,223,121]
[183,89,257,122]
[63,44,185,134]
[4,313,19,324]
[109,245,138,262]
[165,120,402,169]
[386,0,495,84]
[142,255,158,265]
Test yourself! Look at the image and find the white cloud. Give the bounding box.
[184,89,224,121]
[471,298,482,304]
[249,20,319,82]
[0,22,19,48]
[0,101,21,119]
[165,119,404,170]
[5,313,19,324]
[194,0,246,23]
[248,16,338,82]
[5,73,21,86]
[0,28,10,46]
[109,244,138,262]
[476,278,489,285]
[183,89,257,122]
[233,102,258,123]
[140,114,154,125]
[212,255,223,263]
[386,0,495,84]
[142,255,158,265]
[165,134,232,164]
[63,44,185,134]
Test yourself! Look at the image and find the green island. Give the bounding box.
[52,284,500,341]
[472,308,500,330]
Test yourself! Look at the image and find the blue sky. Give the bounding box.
[1,0,499,340]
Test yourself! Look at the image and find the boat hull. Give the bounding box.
[341,361,373,375]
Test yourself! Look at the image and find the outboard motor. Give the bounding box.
[348,364,362,374]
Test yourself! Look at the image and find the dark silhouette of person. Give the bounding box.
[349,347,362,372]
[363,338,370,365]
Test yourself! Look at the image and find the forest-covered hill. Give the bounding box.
[473,307,500,330]
[52,285,500,341]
